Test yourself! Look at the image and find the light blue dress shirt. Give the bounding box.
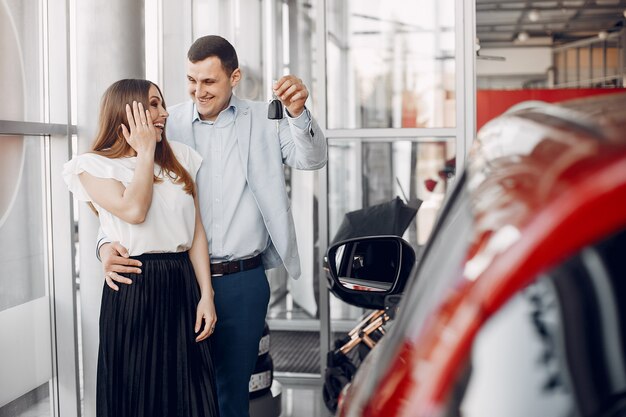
[191,96,311,262]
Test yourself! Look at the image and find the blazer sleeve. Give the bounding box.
[278,107,327,170]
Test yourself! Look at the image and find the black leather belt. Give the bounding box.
[211,254,263,276]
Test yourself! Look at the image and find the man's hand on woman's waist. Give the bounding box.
[100,241,142,291]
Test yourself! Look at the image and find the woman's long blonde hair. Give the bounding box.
[91,79,195,196]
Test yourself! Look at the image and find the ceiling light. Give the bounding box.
[598,30,609,40]
[528,9,540,22]
[517,31,530,42]
[513,36,553,46]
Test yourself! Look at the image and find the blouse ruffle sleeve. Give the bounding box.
[170,141,203,179]
[62,153,134,202]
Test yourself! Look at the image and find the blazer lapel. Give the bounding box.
[181,102,196,148]
[234,98,251,178]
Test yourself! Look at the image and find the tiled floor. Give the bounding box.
[1,386,50,417]
[278,380,334,417]
[14,401,48,417]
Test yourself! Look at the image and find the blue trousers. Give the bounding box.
[210,265,270,417]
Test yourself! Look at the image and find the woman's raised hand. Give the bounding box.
[121,101,157,155]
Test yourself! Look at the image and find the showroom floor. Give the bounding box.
[11,383,332,417]
[278,379,333,417]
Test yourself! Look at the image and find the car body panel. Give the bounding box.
[339,93,626,417]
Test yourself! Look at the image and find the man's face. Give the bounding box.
[186,56,241,121]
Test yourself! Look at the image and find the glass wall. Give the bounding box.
[0,136,51,415]
[322,0,466,337]
[0,0,51,414]
[0,0,44,123]
[328,139,454,247]
[0,0,78,415]
[0,136,47,310]
[326,0,456,129]
[326,138,455,322]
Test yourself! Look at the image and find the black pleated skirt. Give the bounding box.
[96,251,219,417]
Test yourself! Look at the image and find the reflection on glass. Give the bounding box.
[0,0,43,122]
[0,136,50,411]
[0,136,46,311]
[455,228,626,417]
[326,0,456,129]
[332,239,400,292]
[458,280,574,417]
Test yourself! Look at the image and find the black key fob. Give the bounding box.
[268,99,283,120]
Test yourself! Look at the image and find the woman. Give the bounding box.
[63,79,219,417]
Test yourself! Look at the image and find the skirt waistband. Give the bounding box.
[130,251,189,262]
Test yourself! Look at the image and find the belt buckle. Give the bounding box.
[211,262,225,277]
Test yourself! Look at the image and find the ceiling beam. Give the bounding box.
[477,21,621,33]
[477,14,624,27]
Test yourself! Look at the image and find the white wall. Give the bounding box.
[477,47,552,76]
[477,47,553,89]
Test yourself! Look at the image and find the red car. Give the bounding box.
[327,92,626,417]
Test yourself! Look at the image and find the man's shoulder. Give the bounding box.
[232,95,266,114]
[165,102,194,145]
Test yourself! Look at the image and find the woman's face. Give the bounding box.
[147,84,168,141]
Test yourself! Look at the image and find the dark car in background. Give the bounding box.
[326,92,626,417]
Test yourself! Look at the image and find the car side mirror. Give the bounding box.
[325,236,416,310]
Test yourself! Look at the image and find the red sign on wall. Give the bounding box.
[477,88,626,132]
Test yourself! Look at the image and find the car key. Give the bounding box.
[268,99,283,120]
[268,80,284,120]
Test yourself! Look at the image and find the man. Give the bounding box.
[100,35,327,417]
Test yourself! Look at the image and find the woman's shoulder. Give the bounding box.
[65,152,106,171]
[71,151,132,164]
[63,152,134,183]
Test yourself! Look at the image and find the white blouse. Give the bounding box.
[63,141,203,256]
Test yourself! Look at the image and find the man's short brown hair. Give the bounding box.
[187,35,239,76]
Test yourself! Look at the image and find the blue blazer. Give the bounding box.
[165,95,327,279]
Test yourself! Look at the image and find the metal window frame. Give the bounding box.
[0,121,77,136]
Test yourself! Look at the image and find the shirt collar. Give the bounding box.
[192,95,239,124]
